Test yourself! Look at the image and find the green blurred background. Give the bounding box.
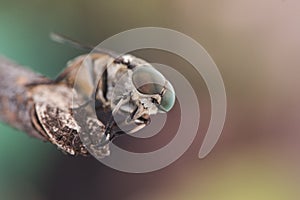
[1,0,300,199]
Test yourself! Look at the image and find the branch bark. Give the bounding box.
[0,56,49,140]
[0,56,109,157]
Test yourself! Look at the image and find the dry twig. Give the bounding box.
[0,56,109,156]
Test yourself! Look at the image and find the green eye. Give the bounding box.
[132,66,175,113]
[159,81,175,112]
[132,66,165,95]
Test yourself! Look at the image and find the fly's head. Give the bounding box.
[111,64,175,134]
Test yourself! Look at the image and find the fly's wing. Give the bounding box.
[50,32,119,58]
[51,32,117,101]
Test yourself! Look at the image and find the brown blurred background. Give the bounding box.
[1,0,300,199]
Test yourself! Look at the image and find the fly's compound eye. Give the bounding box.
[132,66,175,112]
[132,66,165,95]
[159,81,175,112]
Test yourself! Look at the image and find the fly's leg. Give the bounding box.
[98,96,129,147]
[98,116,115,146]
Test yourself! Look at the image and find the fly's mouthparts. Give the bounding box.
[137,114,151,125]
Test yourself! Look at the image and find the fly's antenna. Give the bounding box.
[50,32,119,58]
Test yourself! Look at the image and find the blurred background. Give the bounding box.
[1,0,300,199]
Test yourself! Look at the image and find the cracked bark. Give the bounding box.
[0,55,109,156]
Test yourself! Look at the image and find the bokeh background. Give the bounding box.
[1,0,300,199]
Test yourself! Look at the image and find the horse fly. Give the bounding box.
[33,33,175,158]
